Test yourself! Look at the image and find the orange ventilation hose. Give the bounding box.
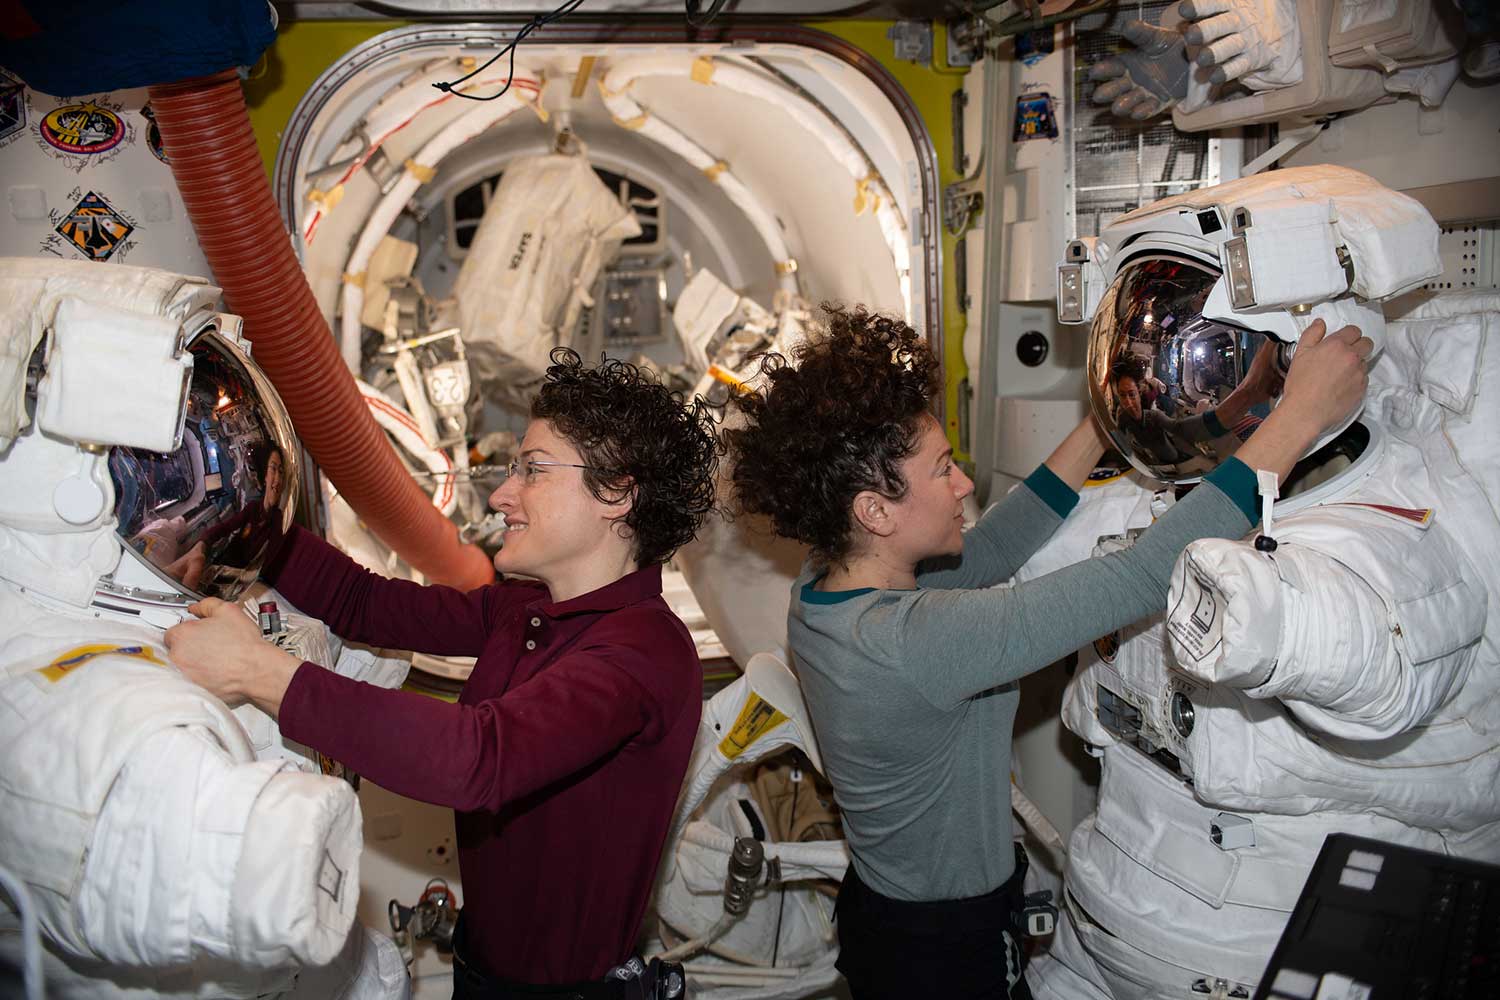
[149,71,494,590]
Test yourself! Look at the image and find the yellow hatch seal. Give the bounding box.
[718,692,788,760]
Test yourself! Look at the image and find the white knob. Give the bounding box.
[54,473,108,525]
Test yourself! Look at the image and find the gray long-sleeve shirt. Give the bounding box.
[787,460,1256,901]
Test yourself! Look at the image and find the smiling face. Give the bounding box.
[881,413,974,564]
[1115,375,1143,422]
[487,420,635,593]
[263,450,284,508]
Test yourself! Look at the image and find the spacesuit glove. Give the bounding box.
[1179,0,1304,90]
[1088,19,1190,121]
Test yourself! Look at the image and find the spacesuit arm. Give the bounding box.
[1166,518,1486,741]
[916,465,1077,591]
[77,725,360,971]
[902,463,1254,709]
[279,608,696,812]
[263,525,520,656]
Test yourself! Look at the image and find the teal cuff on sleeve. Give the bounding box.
[1204,457,1257,524]
[1024,463,1079,519]
[1202,409,1229,437]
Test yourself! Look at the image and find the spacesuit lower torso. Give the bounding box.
[1028,291,1500,998]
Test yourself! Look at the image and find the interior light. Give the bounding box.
[1224,236,1256,309]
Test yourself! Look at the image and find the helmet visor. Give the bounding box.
[1087,255,1280,484]
[109,329,298,602]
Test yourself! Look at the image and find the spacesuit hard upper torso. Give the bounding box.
[0,259,409,1000]
[1027,290,1500,998]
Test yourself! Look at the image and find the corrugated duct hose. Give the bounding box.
[148,70,494,590]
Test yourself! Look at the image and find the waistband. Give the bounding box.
[838,843,1029,933]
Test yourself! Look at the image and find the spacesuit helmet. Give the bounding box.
[1086,251,1286,484]
[107,326,300,604]
[1061,165,1445,485]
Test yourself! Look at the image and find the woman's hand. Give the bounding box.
[164,598,302,717]
[1276,319,1373,433]
[1234,319,1371,481]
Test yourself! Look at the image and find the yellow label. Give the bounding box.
[718,692,787,760]
[39,643,167,683]
[690,56,716,85]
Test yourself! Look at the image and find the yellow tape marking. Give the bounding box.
[306,184,345,212]
[342,270,367,289]
[404,159,437,184]
[690,56,716,85]
[39,644,166,683]
[718,691,788,760]
[701,159,728,181]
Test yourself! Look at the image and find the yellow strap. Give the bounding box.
[342,271,366,289]
[690,56,716,85]
[612,112,649,131]
[596,77,627,100]
[701,159,728,181]
[404,159,437,184]
[774,258,799,276]
[527,97,551,124]
[853,176,877,216]
[571,55,597,98]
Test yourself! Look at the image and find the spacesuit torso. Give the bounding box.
[0,260,408,1000]
[1028,290,1500,998]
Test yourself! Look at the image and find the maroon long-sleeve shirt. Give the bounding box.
[267,527,702,984]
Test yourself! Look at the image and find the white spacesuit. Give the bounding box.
[0,259,407,999]
[1025,169,1500,997]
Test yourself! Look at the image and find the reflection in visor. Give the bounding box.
[1087,256,1280,484]
[109,330,298,602]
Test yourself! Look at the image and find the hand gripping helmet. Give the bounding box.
[1056,165,1441,483]
[0,259,297,614]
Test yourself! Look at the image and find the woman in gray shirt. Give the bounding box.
[725,305,1369,1000]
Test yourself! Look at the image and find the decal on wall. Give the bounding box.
[1015,28,1055,67]
[44,188,139,263]
[1013,92,1059,142]
[35,95,134,171]
[0,70,27,148]
[141,102,167,163]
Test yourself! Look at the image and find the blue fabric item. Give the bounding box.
[1022,463,1078,519]
[1205,456,1258,523]
[0,0,275,96]
[1202,408,1229,438]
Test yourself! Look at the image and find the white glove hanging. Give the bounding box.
[1179,0,1304,92]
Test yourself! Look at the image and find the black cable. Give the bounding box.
[432,0,587,102]
[686,0,731,27]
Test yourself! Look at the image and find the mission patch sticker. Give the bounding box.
[40,100,125,154]
[53,190,137,261]
[0,71,27,147]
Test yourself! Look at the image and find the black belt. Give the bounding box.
[451,916,682,1000]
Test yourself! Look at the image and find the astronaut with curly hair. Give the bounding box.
[724,304,1369,1000]
[165,349,720,999]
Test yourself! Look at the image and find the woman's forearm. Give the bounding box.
[1044,416,1112,490]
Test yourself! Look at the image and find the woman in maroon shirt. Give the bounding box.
[166,350,719,998]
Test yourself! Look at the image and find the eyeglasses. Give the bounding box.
[503,457,606,486]
[411,458,605,487]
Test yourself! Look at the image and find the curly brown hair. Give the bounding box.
[725,304,941,565]
[532,349,720,566]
